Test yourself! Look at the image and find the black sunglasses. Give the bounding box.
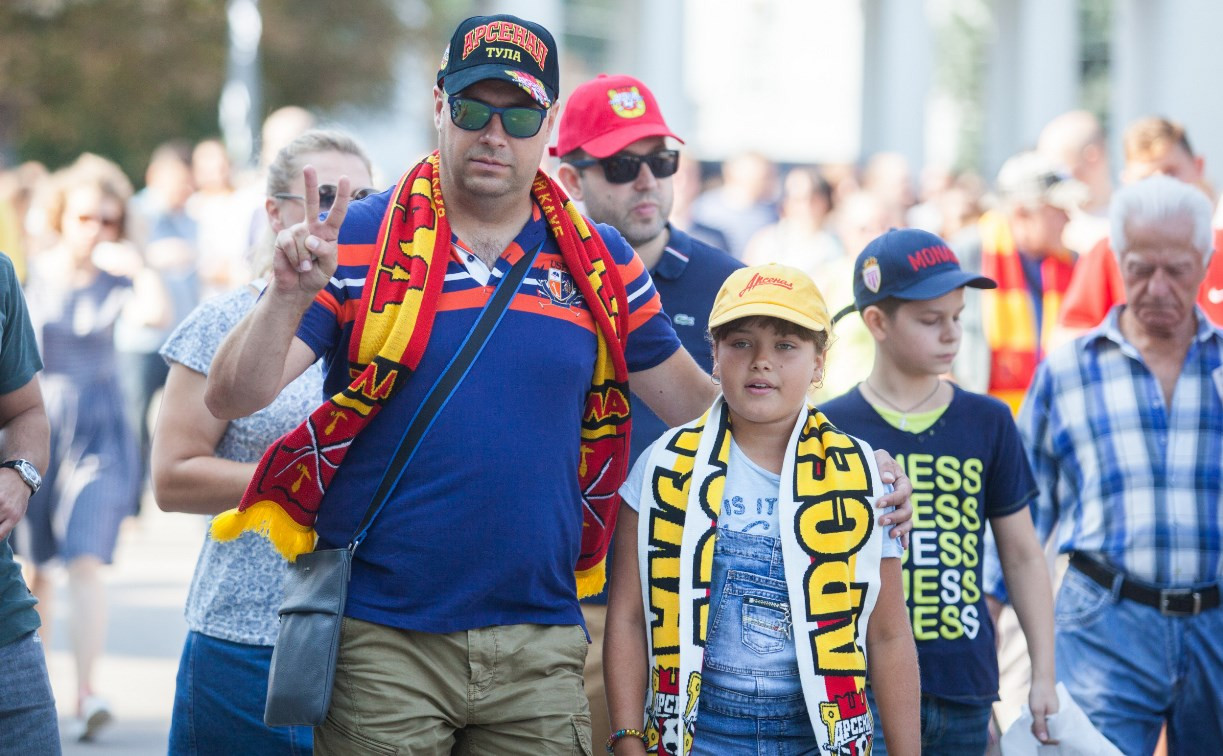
[273,184,376,212]
[568,150,680,185]
[447,95,547,139]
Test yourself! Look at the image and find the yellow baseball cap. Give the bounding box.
[709,263,831,333]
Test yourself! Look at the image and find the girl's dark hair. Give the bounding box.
[709,315,830,354]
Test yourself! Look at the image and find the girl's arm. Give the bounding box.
[992,507,1058,743]
[604,504,650,755]
[865,558,920,755]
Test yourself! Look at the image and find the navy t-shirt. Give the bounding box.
[821,384,1036,704]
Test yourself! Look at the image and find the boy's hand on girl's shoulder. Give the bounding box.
[873,449,913,548]
[1028,677,1060,744]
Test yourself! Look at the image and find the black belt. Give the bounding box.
[1069,552,1220,617]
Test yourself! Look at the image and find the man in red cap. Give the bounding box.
[553,73,744,745]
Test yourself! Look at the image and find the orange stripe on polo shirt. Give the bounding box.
[627,292,663,331]
[618,250,649,282]
[314,289,341,317]
[337,242,376,267]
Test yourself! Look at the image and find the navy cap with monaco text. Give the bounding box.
[437,14,559,109]
[852,228,996,312]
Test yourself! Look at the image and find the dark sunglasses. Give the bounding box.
[447,95,547,139]
[273,184,376,212]
[568,150,680,184]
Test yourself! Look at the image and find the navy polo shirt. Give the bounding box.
[585,226,742,605]
[629,226,744,464]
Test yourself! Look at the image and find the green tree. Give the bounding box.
[0,0,413,183]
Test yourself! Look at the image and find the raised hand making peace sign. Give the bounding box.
[270,165,353,302]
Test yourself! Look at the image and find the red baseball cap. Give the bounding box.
[550,74,684,159]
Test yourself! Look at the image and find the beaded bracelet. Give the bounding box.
[605,727,648,753]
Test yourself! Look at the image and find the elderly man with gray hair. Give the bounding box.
[1016,174,1223,754]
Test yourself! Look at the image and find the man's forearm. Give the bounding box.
[205,293,311,419]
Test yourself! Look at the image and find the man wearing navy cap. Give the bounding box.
[553,73,743,745]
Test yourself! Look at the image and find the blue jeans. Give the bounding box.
[169,631,312,755]
[0,631,60,756]
[866,687,990,755]
[691,529,819,756]
[1055,565,1223,756]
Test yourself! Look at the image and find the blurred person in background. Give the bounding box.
[1037,110,1114,257]
[953,151,1081,414]
[1057,116,1223,335]
[553,72,742,746]
[0,162,50,282]
[189,138,252,300]
[742,166,843,270]
[121,140,201,499]
[690,151,779,259]
[153,130,374,755]
[862,151,915,230]
[14,155,168,742]
[816,190,889,402]
[666,150,729,251]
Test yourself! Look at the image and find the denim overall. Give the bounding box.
[690,527,820,756]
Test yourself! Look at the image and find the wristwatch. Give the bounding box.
[0,459,41,495]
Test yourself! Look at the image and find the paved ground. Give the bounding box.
[41,501,202,754]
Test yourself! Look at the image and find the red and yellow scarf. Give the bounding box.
[978,210,1075,414]
[211,153,632,597]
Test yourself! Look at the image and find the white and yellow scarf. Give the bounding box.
[635,397,888,755]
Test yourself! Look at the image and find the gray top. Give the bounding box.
[160,285,323,645]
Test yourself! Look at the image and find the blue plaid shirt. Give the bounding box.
[1015,306,1223,589]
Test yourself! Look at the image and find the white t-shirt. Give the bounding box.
[622,437,903,558]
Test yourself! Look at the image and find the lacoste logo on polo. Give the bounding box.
[673,313,696,327]
[862,257,881,293]
[738,272,794,297]
[608,86,646,118]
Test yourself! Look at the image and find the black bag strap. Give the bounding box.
[348,242,541,551]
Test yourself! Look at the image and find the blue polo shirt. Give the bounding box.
[296,189,681,634]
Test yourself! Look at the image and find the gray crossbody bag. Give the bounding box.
[264,244,540,727]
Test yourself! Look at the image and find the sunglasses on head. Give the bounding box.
[447,95,547,139]
[273,185,376,212]
[568,150,680,184]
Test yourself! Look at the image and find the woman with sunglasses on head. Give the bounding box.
[17,154,168,742]
[151,130,374,756]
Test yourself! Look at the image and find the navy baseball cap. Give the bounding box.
[852,228,996,311]
[437,15,559,108]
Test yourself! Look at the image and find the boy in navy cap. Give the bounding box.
[821,228,1059,753]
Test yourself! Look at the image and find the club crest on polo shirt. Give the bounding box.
[541,262,583,307]
[862,256,882,293]
[505,70,551,108]
[608,86,647,118]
